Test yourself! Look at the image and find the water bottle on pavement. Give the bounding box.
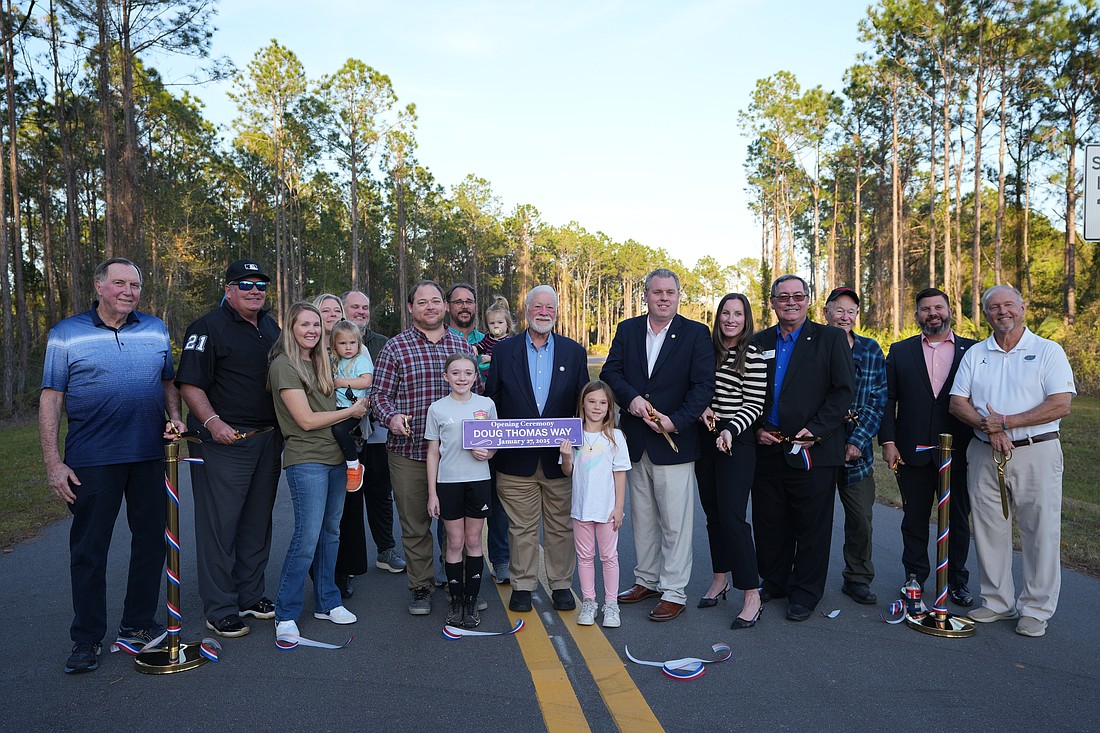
[903,575,924,618]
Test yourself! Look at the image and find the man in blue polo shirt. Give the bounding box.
[41,258,185,674]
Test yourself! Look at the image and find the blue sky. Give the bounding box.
[164,0,871,269]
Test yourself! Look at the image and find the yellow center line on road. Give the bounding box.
[491,546,663,732]
[493,580,591,733]
[552,590,663,733]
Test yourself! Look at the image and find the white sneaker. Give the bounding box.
[968,606,1019,623]
[275,620,299,640]
[602,602,621,628]
[577,599,598,626]
[314,605,357,624]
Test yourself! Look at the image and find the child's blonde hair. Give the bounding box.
[330,319,363,357]
[577,380,617,445]
[484,295,515,335]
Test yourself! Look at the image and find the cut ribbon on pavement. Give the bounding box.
[625,643,732,680]
[275,632,354,651]
[442,619,525,639]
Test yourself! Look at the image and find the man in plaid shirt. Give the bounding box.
[372,280,476,615]
[823,287,886,606]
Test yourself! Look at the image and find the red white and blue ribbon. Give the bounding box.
[199,638,221,662]
[932,452,953,614]
[110,629,168,655]
[625,643,732,680]
[882,599,907,625]
[110,632,222,662]
[442,619,525,639]
[275,631,354,651]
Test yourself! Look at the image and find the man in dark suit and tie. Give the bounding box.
[879,287,975,606]
[752,274,854,622]
[485,285,589,613]
[602,268,714,622]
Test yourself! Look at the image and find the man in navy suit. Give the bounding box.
[484,285,589,613]
[752,274,854,622]
[879,287,975,606]
[602,268,714,622]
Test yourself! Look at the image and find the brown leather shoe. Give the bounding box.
[648,600,686,622]
[617,584,661,604]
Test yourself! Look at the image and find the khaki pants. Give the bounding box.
[388,454,434,591]
[628,452,695,605]
[967,439,1062,621]
[496,465,575,592]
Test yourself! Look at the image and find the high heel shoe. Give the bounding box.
[730,606,762,629]
[697,584,730,608]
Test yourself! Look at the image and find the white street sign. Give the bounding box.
[1085,144,1100,242]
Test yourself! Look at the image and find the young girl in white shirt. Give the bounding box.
[560,380,630,628]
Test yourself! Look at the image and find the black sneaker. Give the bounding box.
[239,597,276,619]
[446,595,464,626]
[462,596,481,629]
[117,624,167,646]
[64,642,101,674]
[206,614,251,637]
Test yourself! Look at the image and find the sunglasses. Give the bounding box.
[772,292,807,303]
[232,281,268,292]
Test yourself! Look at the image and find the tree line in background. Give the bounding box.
[740,0,1100,389]
[0,0,1099,417]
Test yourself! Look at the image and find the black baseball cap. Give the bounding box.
[825,286,859,305]
[225,259,271,283]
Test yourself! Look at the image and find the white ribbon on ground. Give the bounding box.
[441,619,525,639]
[625,643,733,680]
[275,629,353,651]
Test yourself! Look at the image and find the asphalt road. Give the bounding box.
[2,462,1098,733]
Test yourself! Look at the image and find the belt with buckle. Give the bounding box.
[980,431,1059,448]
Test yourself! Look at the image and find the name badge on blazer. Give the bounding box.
[762,349,776,359]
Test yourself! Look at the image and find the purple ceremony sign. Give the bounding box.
[462,418,583,449]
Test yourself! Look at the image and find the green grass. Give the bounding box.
[0,419,69,549]
[872,394,1100,578]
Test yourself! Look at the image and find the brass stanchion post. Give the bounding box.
[135,438,211,673]
[906,433,976,638]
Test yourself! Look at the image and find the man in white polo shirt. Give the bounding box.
[949,285,1075,637]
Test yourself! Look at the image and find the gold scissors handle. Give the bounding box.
[993,449,1012,520]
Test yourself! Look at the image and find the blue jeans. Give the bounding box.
[275,463,346,621]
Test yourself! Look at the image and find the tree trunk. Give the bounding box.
[118,0,142,261]
[928,86,937,288]
[891,73,901,337]
[994,90,1007,286]
[349,142,361,291]
[854,148,863,299]
[971,40,985,327]
[50,0,82,309]
[0,46,11,412]
[395,170,408,331]
[1064,132,1077,325]
[95,0,117,258]
[954,123,964,326]
[4,0,29,393]
[828,174,838,291]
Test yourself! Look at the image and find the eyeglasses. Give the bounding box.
[772,292,807,303]
[449,299,475,307]
[233,281,267,292]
